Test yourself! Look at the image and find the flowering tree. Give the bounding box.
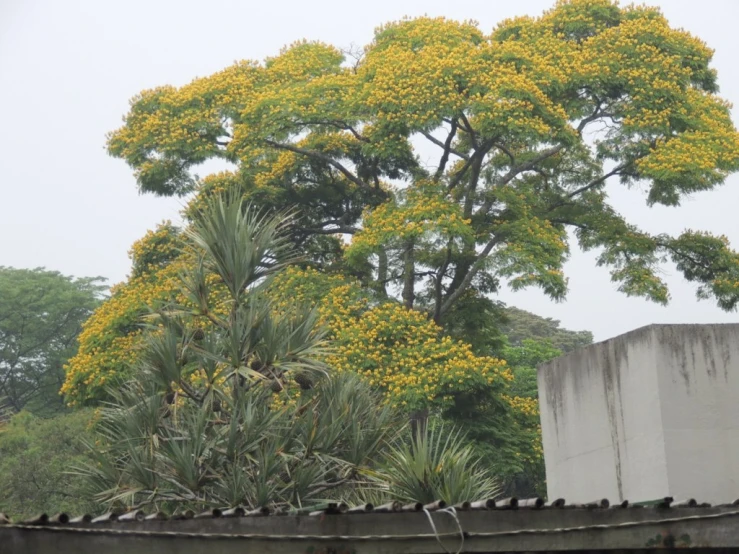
[108,0,739,324]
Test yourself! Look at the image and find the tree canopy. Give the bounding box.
[0,410,98,519]
[0,267,105,415]
[63,200,540,490]
[108,0,739,325]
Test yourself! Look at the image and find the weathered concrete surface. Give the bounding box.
[538,324,739,505]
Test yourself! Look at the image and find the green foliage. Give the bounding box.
[500,306,592,353]
[500,339,564,496]
[0,267,106,414]
[439,291,509,355]
[375,420,500,504]
[0,410,98,519]
[503,338,563,399]
[77,195,497,511]
[82,371,400,510]
[440,382,532,494]
[68,0,739,507]
[268,267,532,495]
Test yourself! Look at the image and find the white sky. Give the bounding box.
[1,0,738,341]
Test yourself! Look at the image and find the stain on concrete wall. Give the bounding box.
[539,324,739,505]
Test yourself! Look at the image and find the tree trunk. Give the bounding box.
[402,240,415,309]
[376,249,388,299]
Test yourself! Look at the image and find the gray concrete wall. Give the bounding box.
[653,325,739,502]
[538,324,739,505]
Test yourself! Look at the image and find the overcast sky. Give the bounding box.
[1,0,738,341]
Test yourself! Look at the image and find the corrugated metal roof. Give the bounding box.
[5,498,739,554]
[1,495,735,525]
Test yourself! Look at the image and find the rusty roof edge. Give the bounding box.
[2,496,736,525]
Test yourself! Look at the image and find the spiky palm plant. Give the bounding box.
[74,195,402,512]
[75,195,504,512]
[374,419,500,505]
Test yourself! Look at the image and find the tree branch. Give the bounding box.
[298,120,370,143]
[566,163,627,199]
[499,145,563,187]
[296,225,358,235]
[402,239,416,309]
[476,145,564,216]
[439,236,501,317]
[446,155,476,192]
[458,113,478,147]
[433,242,453,323]
[263,140,373,192]
[493,142,516,166]
[420,122,468,166]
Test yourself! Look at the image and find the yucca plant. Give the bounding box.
[75,194,402,512]
[374,419,500,505]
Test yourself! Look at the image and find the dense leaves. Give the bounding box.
[500,306,592,353]
[0,267,105,414]
[378,422,500,504]
[62,229,184,406]
[267,267,546,488]
[65,0,739,503]
[107,0,739,323]
[499,339,564,496]
[268,267,512,413]
[0,410,98,519]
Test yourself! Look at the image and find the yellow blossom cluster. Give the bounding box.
[79,0,739,414]
[503,394,539,418]
[62,258,186,405]
[269,267,513,413]
[348,181,473,263]
[61,222,202,405]
[106,0,739,216]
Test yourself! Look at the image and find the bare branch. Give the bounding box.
[420,125,468,162]
[447,155,476,192]
[576,100,618,134]
[493,143,516,166]
[433,242,453,323]
[499,145,563,187]
[566,163,627,199]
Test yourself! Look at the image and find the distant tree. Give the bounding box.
[501,306,593,353]
[0,267,105,415]
[0,410,98,519]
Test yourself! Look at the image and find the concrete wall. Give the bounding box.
[538,324,739,505]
